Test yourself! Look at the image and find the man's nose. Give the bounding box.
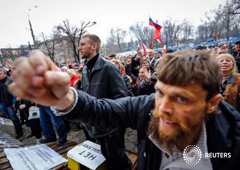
[158,97,173,115]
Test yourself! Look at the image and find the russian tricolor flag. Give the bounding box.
[149,18,162,30]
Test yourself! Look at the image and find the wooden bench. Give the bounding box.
[0,134,137,170]
[0,131,23,149]
[0,140,77,170]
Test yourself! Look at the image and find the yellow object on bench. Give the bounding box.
[67,140,106,170]
[68,157,106,170]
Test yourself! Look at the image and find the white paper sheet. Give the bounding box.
[4,144,67,170]
[0,117,4,124]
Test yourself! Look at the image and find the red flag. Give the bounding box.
[141,41,148,56]
[55,62,59,67]
[150,40,154,49]
[149,17,164,45]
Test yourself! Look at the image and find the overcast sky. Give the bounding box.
[0,0,225,48]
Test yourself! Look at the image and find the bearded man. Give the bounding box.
[9,50,240,170]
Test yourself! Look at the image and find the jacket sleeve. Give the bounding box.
[108,64,128,98]
[138,79,156,95]
[63,90,155,131]
[123,75,133,96]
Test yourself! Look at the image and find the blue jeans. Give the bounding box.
[39,106,68,140]
[0,103,22,135]
[0,103,9,118]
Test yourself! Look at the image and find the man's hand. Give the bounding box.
[126,58,132,65]
[144,68,151,83]
[8,50,74,110]
[5,60,14,68]
[19,104,26,110]
[135,51,142,61]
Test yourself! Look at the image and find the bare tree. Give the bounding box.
[229,0,240,14]
[0,50,4,66]
[39,32,57,61]
[210,6,224,39]
[129,22,154,47]
[104,0,239,49]
[162,18,185,45]
[197,0,239,41]
[181,20,194,44]
[56,19,96,63]
[105,27,127,54]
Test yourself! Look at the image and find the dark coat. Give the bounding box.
[82,55,128,137]
[230,50,240,72]
[64,91,240,170]
[0,77,13,107]
[131,55,141,77]
[82,55,127,99]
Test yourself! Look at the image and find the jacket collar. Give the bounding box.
[83,54,104,78]
[226,74,235,84]
[88,54,104,73]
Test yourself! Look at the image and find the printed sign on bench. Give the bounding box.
[67,140,106,170]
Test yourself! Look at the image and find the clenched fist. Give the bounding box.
[9,50,74,110]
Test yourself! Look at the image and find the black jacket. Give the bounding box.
[64,91,240,170]
[230,50,240,72]
[0,77,13,107]
[131,55,141,77]
[82,55,127,99]
[82,55,128,137]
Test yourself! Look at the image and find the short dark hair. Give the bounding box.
[219,46,229,50]
[157,50,221,101]
[109,54,116,58]
[82,34,101,52]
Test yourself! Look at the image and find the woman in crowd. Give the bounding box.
[138,58,162,95]
[217,54,240,112]
[111,59,133,96]
[140,58,154,72]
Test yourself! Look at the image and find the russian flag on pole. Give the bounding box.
[149,17,164,45]
[149,18,161,29]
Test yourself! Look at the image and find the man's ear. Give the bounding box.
[92,43,98,51]
[206,94,222,114]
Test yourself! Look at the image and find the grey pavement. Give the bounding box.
[0,117,138,153]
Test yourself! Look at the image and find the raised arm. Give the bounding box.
[62,90,155,130]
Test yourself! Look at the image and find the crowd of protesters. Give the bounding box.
[0,34,240,169]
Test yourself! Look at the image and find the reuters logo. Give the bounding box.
[183,145,202,165]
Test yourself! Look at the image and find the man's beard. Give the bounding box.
[147,109,203,154]
[81,49,92,59]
